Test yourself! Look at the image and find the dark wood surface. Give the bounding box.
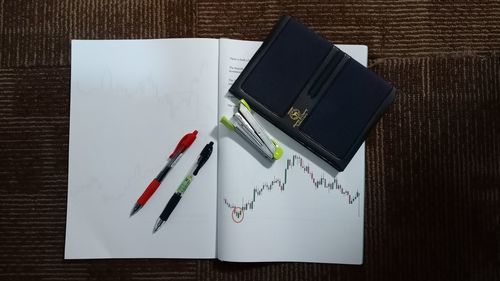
[1,1,499,280]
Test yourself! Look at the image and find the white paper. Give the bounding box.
[66,39,219,258]
[216,39,366,264]
[66,38,367,264]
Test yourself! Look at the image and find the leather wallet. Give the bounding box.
[230,15,396,171]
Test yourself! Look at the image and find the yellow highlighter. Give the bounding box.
[221,99,283,160]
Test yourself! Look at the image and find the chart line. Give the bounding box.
[224,155,360,222]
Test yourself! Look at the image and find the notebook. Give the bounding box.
[230,15,396,171]
[66,38,366,264]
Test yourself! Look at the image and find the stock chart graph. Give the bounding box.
[224,154,360,223]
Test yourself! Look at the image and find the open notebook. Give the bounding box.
[66,38,366,264]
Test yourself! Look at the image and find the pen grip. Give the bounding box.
[159,193,182,221]
[137,179,161,205]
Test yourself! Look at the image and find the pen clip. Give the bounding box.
[193,142,214,175]
[169,130,198,158]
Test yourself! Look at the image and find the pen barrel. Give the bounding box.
[159,193,182,221]
[156,164,172,182]
[176,176,193,194]
[137,179,161,205]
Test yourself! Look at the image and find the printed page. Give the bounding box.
[217,38,366,264]
[66,39,219,258]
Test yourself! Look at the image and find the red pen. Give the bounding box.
[130,130,198,217]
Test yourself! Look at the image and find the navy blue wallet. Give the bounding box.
[230,15,396,171]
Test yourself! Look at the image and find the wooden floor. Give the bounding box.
[0,1,499,280]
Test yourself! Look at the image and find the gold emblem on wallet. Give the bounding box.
[288,107,309,128]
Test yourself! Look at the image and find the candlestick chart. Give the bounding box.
[224,154,360,223]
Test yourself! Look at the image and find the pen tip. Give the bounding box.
[130,203,142,217]
[152,218,164,234]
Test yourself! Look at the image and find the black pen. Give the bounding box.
[153,141,214,233]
